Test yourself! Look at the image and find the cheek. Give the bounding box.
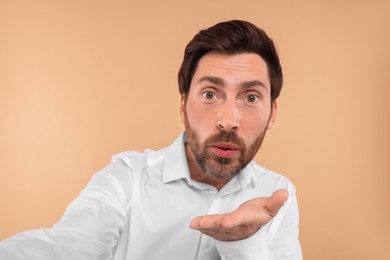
[241,111,270,141]
[188,110,213,129]
[186,103,217,136]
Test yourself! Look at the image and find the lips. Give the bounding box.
[212,143,239,158]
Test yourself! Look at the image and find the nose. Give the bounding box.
[217,100,241,132]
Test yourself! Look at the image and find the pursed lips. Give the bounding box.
[212,142,240,158]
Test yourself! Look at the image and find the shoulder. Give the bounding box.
[101,147,168,182]
[244,161,296,196]
[86,148,167,203]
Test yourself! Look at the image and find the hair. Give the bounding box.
[178,20,283,103]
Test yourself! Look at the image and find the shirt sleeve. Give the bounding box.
[214,184,302,260]
[0,160,134,260]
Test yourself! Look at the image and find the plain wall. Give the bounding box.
[1,1,389,259]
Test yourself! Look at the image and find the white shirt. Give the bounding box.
[0,133,302,260]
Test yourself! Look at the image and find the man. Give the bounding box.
[0,20,302,259]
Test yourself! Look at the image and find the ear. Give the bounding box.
[267,100,278,130]
[180,94,185,123]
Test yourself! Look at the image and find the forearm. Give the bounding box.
[0,162,133,260]
[0,228,112,260]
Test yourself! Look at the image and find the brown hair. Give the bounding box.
[178,20,283,102]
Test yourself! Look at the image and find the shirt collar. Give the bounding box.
[162,133,191,184]
[219,166,255,195]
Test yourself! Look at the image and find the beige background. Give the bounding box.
[1,0,389,259]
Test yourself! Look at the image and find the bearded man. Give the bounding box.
[0,20,302,260]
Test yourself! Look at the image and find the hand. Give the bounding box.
[189,189,288,241]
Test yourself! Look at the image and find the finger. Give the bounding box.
[219,211,244,229]
[189,216,202,229]
[220,208,266,230]
[266,189,289,216]
[198,214,224,229]
[190,214,225,230]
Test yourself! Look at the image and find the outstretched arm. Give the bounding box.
[189,189,288,241]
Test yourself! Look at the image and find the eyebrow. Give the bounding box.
[242,80,267,90]
[197,76,267,90]
[197,76,224,86]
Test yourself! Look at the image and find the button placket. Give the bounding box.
[197,234,218,260]
[204,239,211,248]
[195,194,225,260]
[207,195,223,215]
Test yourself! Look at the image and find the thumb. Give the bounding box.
[266,189,289,216]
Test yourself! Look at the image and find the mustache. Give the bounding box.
[206,131,245,148]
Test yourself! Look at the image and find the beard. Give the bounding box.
[184,111,269,181]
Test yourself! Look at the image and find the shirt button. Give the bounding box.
[225,256,233,260]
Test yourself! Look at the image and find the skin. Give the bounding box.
[180,51,288,241]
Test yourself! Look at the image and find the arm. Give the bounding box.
[0,161,133,260]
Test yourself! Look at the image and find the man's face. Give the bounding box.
[181,52,277,182]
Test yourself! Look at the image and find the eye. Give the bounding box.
[245,94,259,103]
[202,91,216,100]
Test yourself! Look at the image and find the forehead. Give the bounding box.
[191,52,270,88]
